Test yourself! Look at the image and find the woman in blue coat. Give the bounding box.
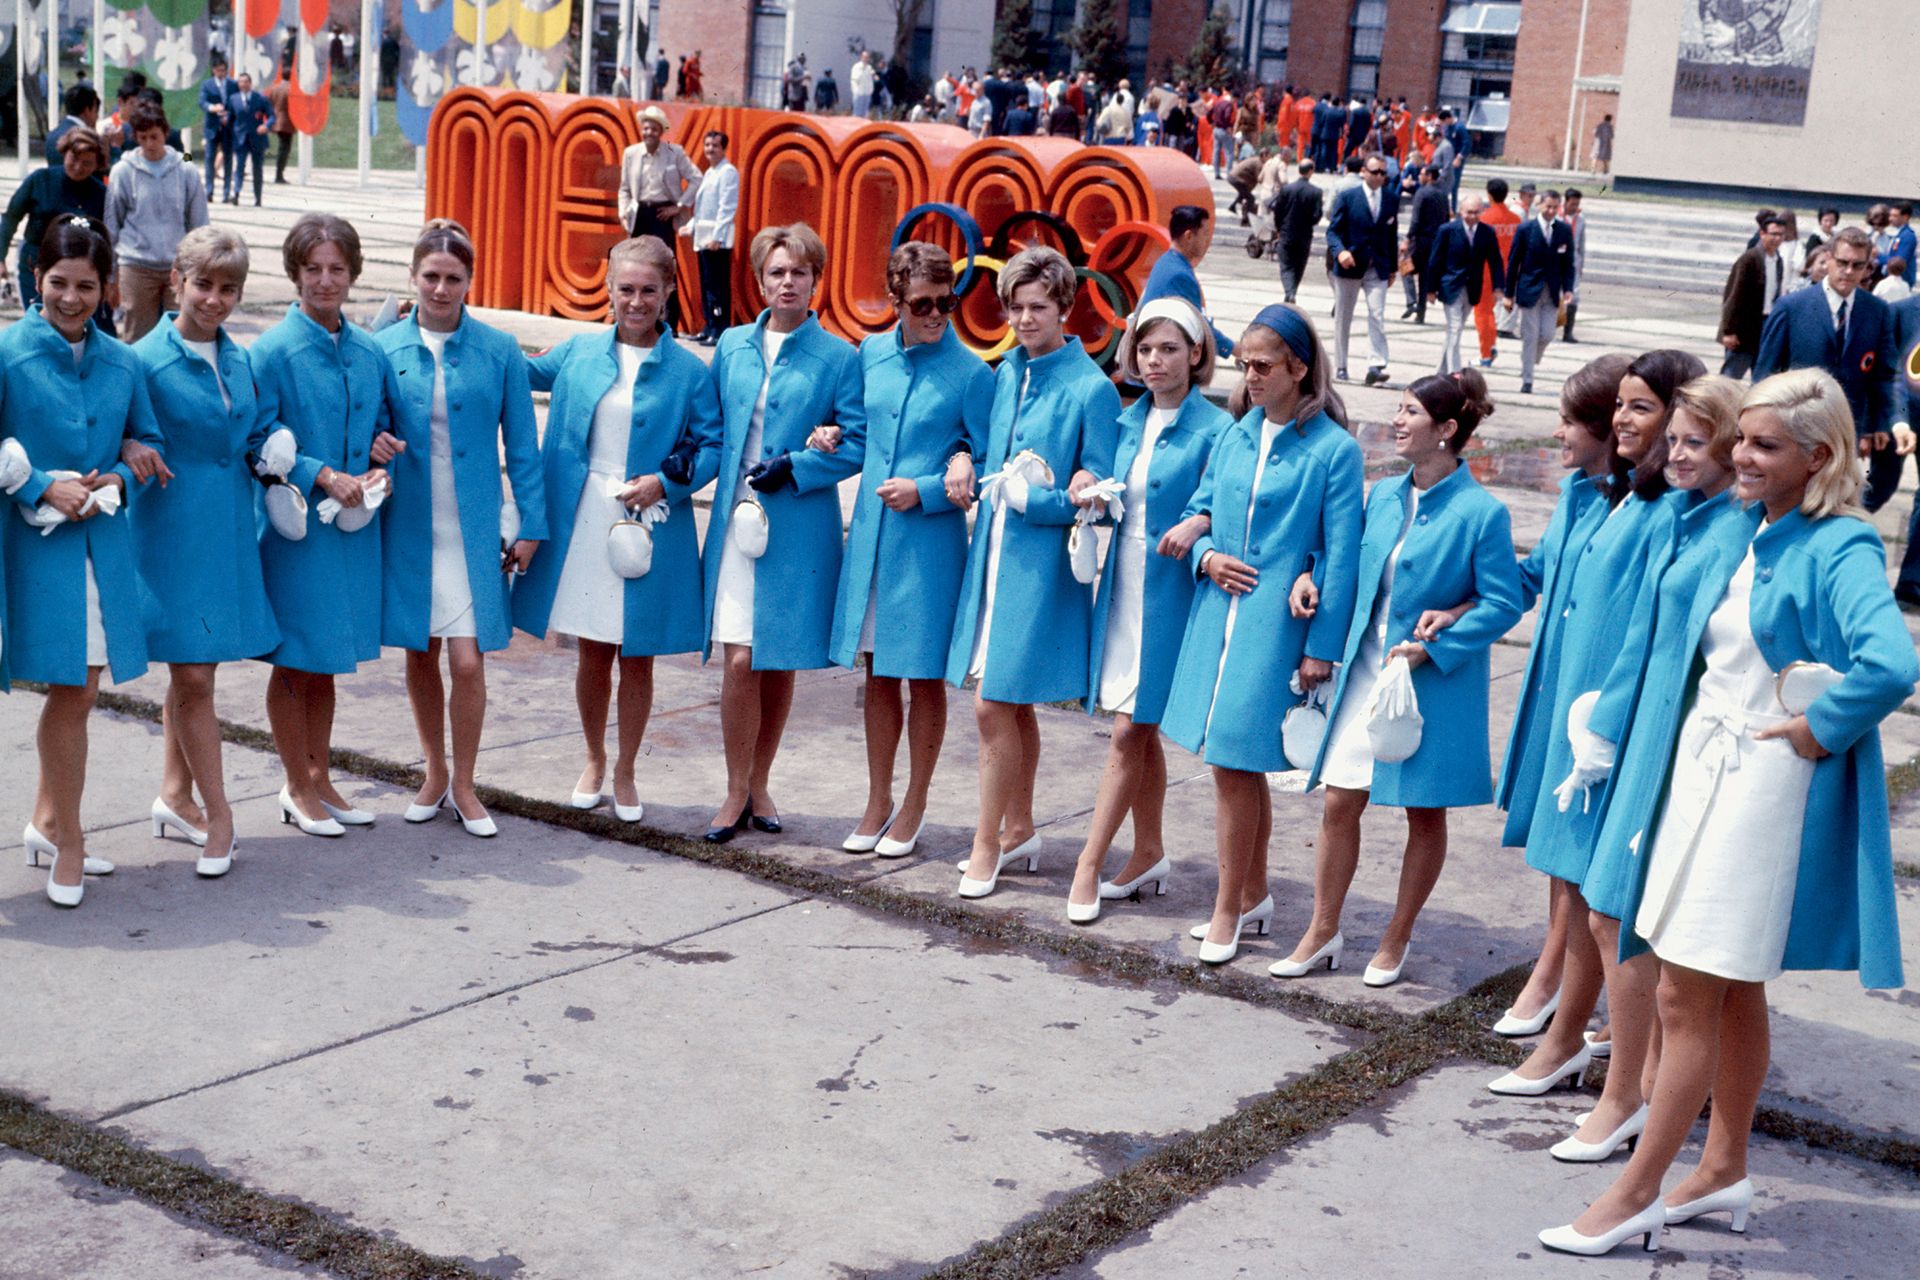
[3,217,163,907]
[1066,299,1228,924]
[701,223,864,842]
[1160,304,1363,963]
[1539,368,1917,1256]
[379,220,547,839]
[1280,369,1523,985]
[945,247,1121,898]
[252,214,405,838]
[816,243,991,858]
[1486,353,1628,1038]
[1492,350,1701,1103]
[129,226,279,880]
[511,235,720,824]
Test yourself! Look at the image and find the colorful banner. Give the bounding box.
[399,0,570,147]
[1671,0,1825,126]
[102,0,212,129]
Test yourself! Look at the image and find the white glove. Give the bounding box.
[317,472,389,527]
[88,483,121,518]
[0,438,31,494]
[255,429,297,480]
[1552,692,1616,814]
[978,449,1053,516]
[1077,476,1128,525]
[23,469,88,535]
[499,500,522,548]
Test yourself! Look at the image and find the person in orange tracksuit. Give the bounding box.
[1392,99,1412,161]
[1294,92,1316,162]
[1414,108,1439,164]
[1277,89,1295,153]
[1475,177,1521,366]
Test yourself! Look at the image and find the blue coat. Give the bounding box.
[1756,285,1896,439]
[1522,487,1687,885]
[1161,407,1363,772]
[378,311,547,654]
[198,76,238,146]
[1610,510,1916,988]
[0,308,163,687]
[1307,464,1524,807]
[512,329,720,657]
[702,313,865,669]
[227,89,273,150]
[1087,389,1231,725]
[1137,250,1235,356]
[251,305,402,675]
[944,337,1122,703]
[1506,216,1575,308]
[1496,471,1607,845]
[829,325,992,678]
[1428,219,1504,306]
[1325,183,1401,279]
[129,319,280,664]
[1889,293,1919,430]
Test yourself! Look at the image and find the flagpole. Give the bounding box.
[356,0,374,184]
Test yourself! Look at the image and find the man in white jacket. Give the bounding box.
[687,130,739,345]
[105,100,208,342]
[850,52,876,119]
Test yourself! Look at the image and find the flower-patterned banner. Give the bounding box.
[102,0,211,131]
[398,0,572,147]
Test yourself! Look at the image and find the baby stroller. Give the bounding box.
[1244,198,1277,259]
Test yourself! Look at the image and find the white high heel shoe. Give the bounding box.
[1585,1029,1612,1059]
[874,817,924,858]
[150,798,209,846]
[452,794,500,838]
[319,797,375,826]
[1550,1103,1647,1162]
[958,836,1041,899]
[1492,986,1560,1037]
[610,796,643,824]
[1066,894,1101,925]
[842,804,898,853]
[957,833,1041,872]
[45,864,83,908]
[1099,856,1171,900]
[569,788,606,810]
[279,787,345,837]
[1196,931,1239,965]
[24,824,113,875]
[196,834,237,878]
[1269,933,1344,978]
[1486,1041,1592,1096]
[1188,894,1273,941]
[1538,1200,1663,1256]
[1664,1177,1753,1232]
[1363,943,1409,987]
[404,787,449,824]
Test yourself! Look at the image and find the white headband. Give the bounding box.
[1133,298,1204,345]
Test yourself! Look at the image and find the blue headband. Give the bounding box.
[1251,304,1315,363]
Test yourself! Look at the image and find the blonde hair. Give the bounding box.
[1670,375,1743,469]
[996,245,1076,312]
[1118,305,1217,387]
[750,222,827,277]
[608,234,676,288]
[1740,368,1866,520]
[173,225,249,283]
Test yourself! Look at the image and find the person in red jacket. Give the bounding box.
[1474,176,1521,366]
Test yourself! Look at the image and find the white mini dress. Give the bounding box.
[712,328,787,647]
[420,328,476,639]
[550,341,645,644]
[1319,485,1422,791]
[1097,404,1175,715]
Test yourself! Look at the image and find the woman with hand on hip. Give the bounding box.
[129,226,279,879]
[1539,369,1917,1255]
[1282,369,1523,984]
[379,220,547,838]
[822,242,992,858]
[1488,354,1628,1037]
[1066,299,1229,924]
[252,213,405,837]
[3,216,164,906]
[1160,304,1363,963]
[701,223,864,843]
[511,235,720,822]
[945,247,1121,898]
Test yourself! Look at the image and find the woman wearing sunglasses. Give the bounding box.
[1160,304,1363,964]
[817,242,992,858]
[946,245,1121,898]
[1066,298,1229,924]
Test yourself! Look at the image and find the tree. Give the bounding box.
[991,0,1043,73]
[1183,3,1245,93]
[1068,0,1129,89]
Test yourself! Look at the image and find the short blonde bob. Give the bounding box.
[1739,367,1866,520]
[996,245,1076,312]
[750,222,827,278]
[1118,299,1216,387]
[173,225,250,283]
[1669,374,1743,469]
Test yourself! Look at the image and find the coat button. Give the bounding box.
[351,450,364,462]
[1417,514,1429,524]
[763,446,774,457]
[1249,543,1261,555]
[1155,438,1169,448]
[1758,566,1773,582]
[217,457,230,468]
[769,400,780,410]
[353,400,364,411]
[1259,497,1271,507]
[455,448,467,459]
[451,401,464,412]
[448,356,460,367]
[1150,479,1162,489]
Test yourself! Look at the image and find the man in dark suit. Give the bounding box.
[1885,293,1920,604]
[1325,152,1399,384]
[1503,188,1574,395]
[1403,164,1450,324]
[1718,215,1787,379]
[197,54,238,208]
[1310,95,1334,169]
[1269,159,1323,304]
[1757,226,1900,508]
[45,83,100,163]
[1345,98,1369,164]
[1427,193,1504,374]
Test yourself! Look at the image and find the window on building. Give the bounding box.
[1347,0,1386,100]
[1032,0,1077,77]
[912,3,937,84]
[1439,0,1520,157]
[749,3,789,109]
[1246,0,1291,87]
[1127,0,1153,88]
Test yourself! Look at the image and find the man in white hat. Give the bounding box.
[617,105,700,326]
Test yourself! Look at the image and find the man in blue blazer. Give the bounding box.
[1324,153,1399,385]
[1138,205,1234,356]
[1428,193,1504,374]
[1887,293,1920,605]
[45,83,100,163]
[1439,107,1469,211]
[1879,202,1915,286]
[1502,188,1574,395]
[197,53,238,207]
[1756,226,1899,507]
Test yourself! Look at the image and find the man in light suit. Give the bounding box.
[1138,205,1234,356]
[1427,194,1504,375]
[1559,187,1587,341]
[1324,153,1399,385]
[1503,188,1574,395]
[1757,226,1900,509]
[1269,159,1323,304]
[688,129,739,345]
[1718,215,1787,379]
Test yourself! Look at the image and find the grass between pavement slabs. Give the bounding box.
[2,686,1915,1279]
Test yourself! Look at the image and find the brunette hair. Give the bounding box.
[412,217,475,273]
[885,241,954,298]
[1613,349,1705,500]
[1405,367,1494,452]
[1559,353,1630,444]
[125,100,168,138]
[1118,303,1217,388]
[282,213,364,282]
[36,214,112,284]
[56,125,104,162]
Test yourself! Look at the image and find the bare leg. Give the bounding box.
[574,639,615,800]
[1509,876,1575,1019]
[1070,716,1155,907]
[1115,732,1169,883]
[967,697,1025,878]
[1000,703,1040,849]
[1206,766,1269,945]
[854,671,904,837]
[445,639,488,819]
[1664,979,1768,1204]
[405,641,450,806]
[308,674,346,808]
[894,677,947,836]
[266,666,325,817]
[1374,806,1449,969]
[711,643,758,827]
[158,675,206,826]
[746,668,795,817]
[610,654,654,809]
[1285,785,1368,961]
[39,671,101,889]
[167,664,232,855]
[1571,914,1658,1141]
[1513,880,1604,1078]
[1642,1009,1664,1102]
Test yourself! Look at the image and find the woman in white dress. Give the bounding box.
[1539,369,1917,1254]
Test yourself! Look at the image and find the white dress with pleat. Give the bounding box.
[1200,416,1285,739]
[712,328,787,647]
[1319,484,1422,791]
[1097,404,1175,715]
[550,341,645,644]
[72,338,106,667]
[420,328,476,638]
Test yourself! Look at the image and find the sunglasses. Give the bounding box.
[902,295,959,317]
[1234,356,1279,377]
[1364,167,1386,176]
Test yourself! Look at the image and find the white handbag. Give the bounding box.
[1365,654,1424,764]
[1281,671,1335,770]
[607,500,670,579]
[1069,477,1128,586]
[263,482,310,541]
[1775,661,1843,715]
[0,438,32,494]
[254,428,297,481]
[731,497,770,559]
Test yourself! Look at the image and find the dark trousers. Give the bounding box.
[1863,440,1904,514]
[630,203,684,328]
[232,138,268,203]
[1719,348,1755,379]
[1278,243,1309,302]
[205,134,232,197]
[273,131,293,181]
[1898,474,1920,593]
[697,246,732,337]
